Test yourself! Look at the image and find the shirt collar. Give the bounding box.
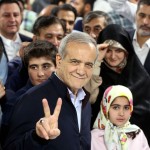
[68,88,86,102]
[0,33,21,45]
[133,31,150,48]
[54,72,86,101]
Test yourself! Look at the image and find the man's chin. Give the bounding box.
[139,30,150,37]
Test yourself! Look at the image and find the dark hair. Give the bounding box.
[23,40,58,67]
[32,16,66,35]
[51,6,59,16]
[54,4,77,20]
[126,129,141,139]
[0,0,22,12]
[137,0,150,12]
[17,0,25,10]
[83,11,112,27]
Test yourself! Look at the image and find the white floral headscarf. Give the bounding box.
[93,85,139,150]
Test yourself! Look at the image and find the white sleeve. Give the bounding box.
[93,0,113,12]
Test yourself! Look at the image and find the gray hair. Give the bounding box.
[83,11,112,27]
[58,32,99,62]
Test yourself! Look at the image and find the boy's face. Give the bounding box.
[28,57,56,86]
[108,96,131,127]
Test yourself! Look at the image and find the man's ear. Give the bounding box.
[56,53,62,68]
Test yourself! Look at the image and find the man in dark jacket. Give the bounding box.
[3,32,98,150]
[0,0,32,85]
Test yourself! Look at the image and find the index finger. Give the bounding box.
[42,98,51,118]
[53,98,62,119]
[97,44,109,51]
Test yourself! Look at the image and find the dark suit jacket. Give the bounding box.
[129,30,150,75]
[5,57,28,92]
[3,73,91,150]
[0,33,32,62]
[0,34,32,89]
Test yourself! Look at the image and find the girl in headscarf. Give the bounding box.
[91,24,150,145]
[91,85,149,150]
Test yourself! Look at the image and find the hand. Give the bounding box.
[97,43,109,62]
[0,81,5,99]
[36,98,62,140]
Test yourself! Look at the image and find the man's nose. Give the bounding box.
[76,64,86,75]
[143,16,150,25]
[51,37,59,47]
[89,31,96,40]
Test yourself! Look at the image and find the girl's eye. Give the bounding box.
[112,106,120,110]
[124,106,130,110]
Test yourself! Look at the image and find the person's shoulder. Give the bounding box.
[91,128,104,137]
[128,129,150,149]
[19,33,32,42]
[25,78,52,95]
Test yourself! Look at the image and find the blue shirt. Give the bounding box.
[68,88,86,132]
[0,53,8,85]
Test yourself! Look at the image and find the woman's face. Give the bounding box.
[104,47,126,67]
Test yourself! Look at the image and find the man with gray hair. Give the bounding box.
[3,32,98,150]
[83,10,112,41]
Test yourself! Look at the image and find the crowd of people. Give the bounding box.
[0,0,150,149]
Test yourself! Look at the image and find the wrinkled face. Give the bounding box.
[70,0,84,17]
[35,24,64,49]
[105,47,126,67]
[56,41,97,95]
[109,97,131,127]
[0,3,22,38]
[57,10,75,35]
[135,4,150,37]
[28,57,56,86]
[83,17,106,40]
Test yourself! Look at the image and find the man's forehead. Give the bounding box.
[40,27,64,35]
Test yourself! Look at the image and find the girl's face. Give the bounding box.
[108,96,131,127]
[104,47,126,67]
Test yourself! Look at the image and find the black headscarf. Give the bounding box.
[92,24,150,145]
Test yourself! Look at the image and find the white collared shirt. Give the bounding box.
[133,31,150,65]
[0,33,22,61]
[68,88,86,132]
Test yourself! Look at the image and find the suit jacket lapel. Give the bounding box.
[144,49,150,75]
[0,37,9,62]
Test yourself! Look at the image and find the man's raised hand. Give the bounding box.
[36,98,62,140]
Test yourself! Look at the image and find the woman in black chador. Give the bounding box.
[92,24,150,145]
